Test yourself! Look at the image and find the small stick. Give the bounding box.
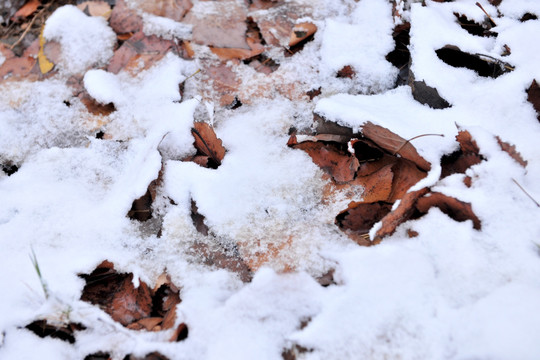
[394,133,444,155]
[182,68,201,83]
[10,2,51,50]
[512,178,540,208]
[475,2,497,27]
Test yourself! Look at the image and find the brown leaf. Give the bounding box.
[356,153,397,177]
[336,65,355,79]
[361,122,431,171]
[132,0,192,21]
[336,202,393,244]
[170,323,188,342]
[388,158,427,202]
[527,80,540,122]
[191,122,226,166]
[107,32,179,74]
[202,63,241,107]
[0,55,36,79]
[77,1,111,19]
[80,262,153,327]
[189,242,252,282]
[289,22,317,47]
[441,152,483,178]
[184,0,249,49]
[79,92,116,116]
[210,37,265,61]
[109,0,143,35]
[191,199,209,235]
[496,137,527,167]
[25,319,85,344]
[343,164,394,204]
[456,129,480,154]
[13,0,40,18]
[127,317,163,331]
[415,192,481,230]
[292,141,358,183]
[373,187,429,243]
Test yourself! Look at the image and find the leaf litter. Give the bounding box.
[1,0,540,359]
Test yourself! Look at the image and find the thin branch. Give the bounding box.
[475,2,497,26]
[394,133,444,155]
[10,3,52,50]
[512,178,540,208]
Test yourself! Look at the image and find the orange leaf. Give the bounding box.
[289,22,317,47]
[373,188,430,243]
[191,122,226,166]
[13,0,41,18]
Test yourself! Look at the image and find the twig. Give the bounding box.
[181,68,201,83]
[394,133,444,155]
[512,178,540,208]
[475,2,497,26]
[10,2,51,50]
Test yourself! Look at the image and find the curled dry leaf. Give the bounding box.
[373,188,429,243]
[361,122,431,171]
[415,192,481,230]
[191,122,226,166]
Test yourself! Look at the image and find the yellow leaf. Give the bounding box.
[38,26,54,74]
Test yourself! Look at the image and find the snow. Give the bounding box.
[1,0,540,359]
[43,5,116,74]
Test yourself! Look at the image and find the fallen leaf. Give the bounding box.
[336,202,393,243]
[13,0,40,18]
[25,320,85,344]
[338,164,394,204]
[210,37,265,61]
[373,187,429,243]
[496,137,527,167]
[77,1,111,20]
[289,22,317,47]
[107,32,180,74]
[80,262,153,327]
[292,141,358,183]
[109,0,143,35]
[38,27,54,74]
[388,157,427,202]
[415,192,481,230]
[361,122,431,171]
[191,122,226,167]
[526,79,540,122]
[455,129,480,154]
[127,317,163,331]
[170,323,188,342]
[201,63,241,107]
[336,65,355,79]
[190,199,209,235]
[184,0,249,49]
[132,0,192,21]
